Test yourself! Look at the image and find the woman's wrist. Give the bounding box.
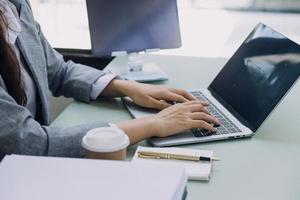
[144,116,160,137]
[102,79,134,97]
[114,79,137,97]
[116,116,159,144]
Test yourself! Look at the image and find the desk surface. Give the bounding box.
[52,55,300,200]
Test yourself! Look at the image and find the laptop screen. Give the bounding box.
[209,23,300,132]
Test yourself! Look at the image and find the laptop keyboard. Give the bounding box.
[190,91,241,137]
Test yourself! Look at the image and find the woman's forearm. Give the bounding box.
[116,116,157,145]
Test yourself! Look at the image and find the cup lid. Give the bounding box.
[82,127,130,152]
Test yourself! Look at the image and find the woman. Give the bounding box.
[0,0,219,158]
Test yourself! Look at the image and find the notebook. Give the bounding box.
[132,146,214,181]
[0,155,187,200]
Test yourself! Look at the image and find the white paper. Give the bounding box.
[0,155,187,200]
[132,146,213,181]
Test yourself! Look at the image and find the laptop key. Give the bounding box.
[227,128,238,133]
[191,91,243,135]
[213,124,220,128]
[200,129,211,136]
[191,129,204,137]
[216,126,229,134]
[192,128,212,137]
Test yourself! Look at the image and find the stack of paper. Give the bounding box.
[132,146,214,181]
[0,155,187,200]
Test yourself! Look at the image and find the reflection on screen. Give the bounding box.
[209,23,300,131]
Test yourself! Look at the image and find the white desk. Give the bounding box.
[52,55,300,200]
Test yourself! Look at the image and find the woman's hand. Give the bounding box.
[125,81,196,110]
[102,79,196,110]
[150,101,219,137]
[117,101,220,144]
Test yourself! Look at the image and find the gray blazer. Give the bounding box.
[0,0,108,158]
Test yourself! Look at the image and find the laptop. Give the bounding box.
[123,23,300,147]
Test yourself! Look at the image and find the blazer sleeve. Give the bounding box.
[0,87,108,158]
[35,22,108,103]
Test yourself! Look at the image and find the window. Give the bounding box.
[192,0,300,12]
[31,0,300,57]
[31,0,90,49]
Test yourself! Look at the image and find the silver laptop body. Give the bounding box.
[123,23,300,147]
[123,88,253,147]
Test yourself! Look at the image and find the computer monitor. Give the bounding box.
[86,0,182,82]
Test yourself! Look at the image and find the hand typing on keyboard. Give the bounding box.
[150,101,220,138]
[190,91,242,137]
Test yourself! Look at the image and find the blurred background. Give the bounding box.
[30,0,300,58]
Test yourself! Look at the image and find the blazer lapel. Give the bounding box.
[17,35,47,95]
[15,2,50,124]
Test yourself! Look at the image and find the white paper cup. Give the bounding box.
[82,127,130,160]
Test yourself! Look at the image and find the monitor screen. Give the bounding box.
[209,23,300,131]
[86,0,181,56]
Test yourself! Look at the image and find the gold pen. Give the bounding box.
[137,151,220,162]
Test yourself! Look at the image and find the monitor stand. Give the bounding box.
[122,52,168,82]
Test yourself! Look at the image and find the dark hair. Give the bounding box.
[0,9,27,105]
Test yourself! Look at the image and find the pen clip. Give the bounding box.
[138,153,162,159]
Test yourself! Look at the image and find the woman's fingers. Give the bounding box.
[189,112,220,125]
[190,120,217,132]
[183,100,209,107]
[158,92,189,103]
[168,88,196,101]
[149,97,172,110]
[187,102,211,113]
[190,105,211,115]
